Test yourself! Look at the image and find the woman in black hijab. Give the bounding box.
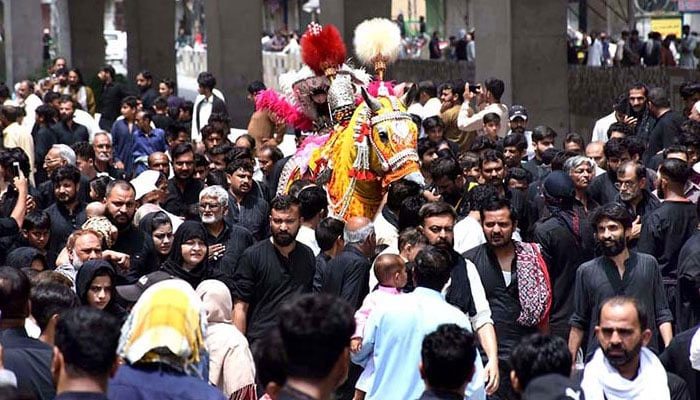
[138,211,174,265]
[75,259,126,322]
[160,220,221,289]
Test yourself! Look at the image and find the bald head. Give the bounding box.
[85,202,106,218]
[374,254,405,286]
[344,216,376,256]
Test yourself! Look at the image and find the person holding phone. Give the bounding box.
[0,155,28,238]
[457,78,509,138]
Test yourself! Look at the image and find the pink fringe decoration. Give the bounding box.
[255,89,313,131]
[295,133,330,174]
[367,80,395,97]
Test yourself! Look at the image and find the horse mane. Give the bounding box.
[317,104,365,202]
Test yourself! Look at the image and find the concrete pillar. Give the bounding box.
[204,0,263,128]
[52,0,105,82]
[474,0,569,133]
[3,0,43,86]
[124,0,176,84]
[320,0,391,55]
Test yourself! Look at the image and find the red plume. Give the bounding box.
[301,23,346,77]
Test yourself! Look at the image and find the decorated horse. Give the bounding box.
[276,85,424,221]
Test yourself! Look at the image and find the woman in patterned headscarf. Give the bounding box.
[108,279,226,400]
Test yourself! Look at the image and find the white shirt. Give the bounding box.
[453,216,486,254]
[587,39,603,67]
[592,112,618,143]
[374,210,398,249]
[73,109,101,143]
[192,88,225,142]
[369,243,493,331]
[20,93,43,130]
[296,225,320,256]
[458,102,509,138]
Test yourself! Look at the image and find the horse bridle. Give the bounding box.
[368,111,420,172]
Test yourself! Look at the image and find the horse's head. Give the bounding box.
[361,86,424,188]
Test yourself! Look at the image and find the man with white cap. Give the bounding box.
[130,169,167,207]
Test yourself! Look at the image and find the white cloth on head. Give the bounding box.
[581,347,670,400]
[690,326,700,371]
[421,98,442,120]
[130,170,161,201]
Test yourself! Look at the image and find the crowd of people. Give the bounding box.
[0,46,698,400]
[571,24,700,68]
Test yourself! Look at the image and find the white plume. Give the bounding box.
[353,18,402,66]
[339,63,372,86]
[278,66,315,104]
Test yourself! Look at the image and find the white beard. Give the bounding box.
[201,215,221,225]
[71,250,83,269]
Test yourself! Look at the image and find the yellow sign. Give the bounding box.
[651,18,682,38]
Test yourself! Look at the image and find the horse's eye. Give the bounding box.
[379,130,389,142]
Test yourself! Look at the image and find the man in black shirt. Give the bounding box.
[199,185,254,276]
[103,180,155,282]
[660,325,700,400]
[464,198,550,400]
[523,126,556,182]
[533,171,595,341]
[614,161,660,249]
[136,70,158,110]
[320,216,375,310]
[627,82,656,142]
[0,267,55,400]
[568,203,673,362]
[676,232,700,332]
[54,96,89,146]
[312,217,345,293]
[224,158,269,240]
[429,156,468,215]
[45,166,86,259]
[638,158,698,280]
[232,195,314,345]
[588,138,631,206]
[163,143,203,217]
[33,104,59,185]
[480,150,526,233]
[97,65,127,130]
[645,87,686,166]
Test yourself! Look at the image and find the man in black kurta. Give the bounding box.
[675,232,700,332]
[320,216,374,310]
[232,196,314,345]
[637,158,698,319]
[533,171,595,341]
[568,202,673,362]
[660,325,700,400]
[614,161,660,249]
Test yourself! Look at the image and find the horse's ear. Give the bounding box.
[400,83,417,107]
[361,86,382,113]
